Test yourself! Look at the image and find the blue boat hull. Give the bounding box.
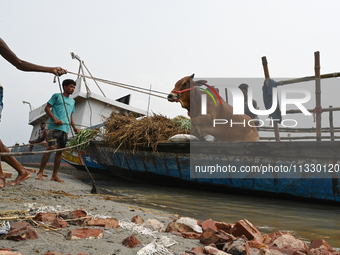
[11,144,70,168]
[10,145,106,173]
[87,141,340,203]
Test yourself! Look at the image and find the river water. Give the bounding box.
[74,170,340,248]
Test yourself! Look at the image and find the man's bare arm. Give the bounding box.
[44,104,63,125]
[43,128,48,142]
[0,38,67,76]
[70,114,79,134]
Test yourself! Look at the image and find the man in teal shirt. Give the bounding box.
[36,79,79,183]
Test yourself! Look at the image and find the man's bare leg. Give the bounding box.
[50,143,64,183]
[0,159,6,188]
[36,146,54,181]
[0,139,31,186]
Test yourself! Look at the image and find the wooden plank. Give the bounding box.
[276,72,340,86]
[314,51,322,141]
[329,106,335,141]
[287,107,340,114]
[260,126,340,133]
[262,56,280,142]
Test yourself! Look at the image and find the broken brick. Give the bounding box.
[142,219,165,232]
[204,246,230,255]
[181,232,201,239]
[309,239,340,255]
[166,221,195,233]
[131,215,144,225]
[59,210,87,225]
[7,221,39,241]
[85,218,119,228]
[215,222,233,234]
[202,218,217,231]
[51,217,68,229]
[33,212,57,224]
[264,232,308,254]
[225,238,251,255]
[69,228,103,240]
[122,235,141,248]
[200,228,219,245]
[231,219,263,243]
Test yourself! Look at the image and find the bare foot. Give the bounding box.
[35,175,44,181]
[0,175,6,188]
[26,168,36,173]
[51,176,64,183]
[8,171,31,186]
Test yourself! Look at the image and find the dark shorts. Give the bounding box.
[47,129,67,148]
[35,137,45,143]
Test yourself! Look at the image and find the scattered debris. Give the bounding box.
[0,221,11,235]
[119,219,156,238]
[137,236,177,255]
[1,205,339,255]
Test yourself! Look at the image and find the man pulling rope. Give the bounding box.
[0,37,67,188]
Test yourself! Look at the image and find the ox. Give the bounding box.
[168,74,259,142]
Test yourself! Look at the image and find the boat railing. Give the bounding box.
[262,52,340,142]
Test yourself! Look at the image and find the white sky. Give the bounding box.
[1,0,340,145]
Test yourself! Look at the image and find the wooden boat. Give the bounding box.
[86,140,340,203]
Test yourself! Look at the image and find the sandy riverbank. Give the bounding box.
[0,163,202,255]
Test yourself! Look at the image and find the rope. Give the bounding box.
[313,106,323,122]
[56,75,98,194]
[7,142,44,149]
[67,71,168,100]
[0,138,94,156]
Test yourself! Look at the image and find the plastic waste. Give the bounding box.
[0,221,10,235]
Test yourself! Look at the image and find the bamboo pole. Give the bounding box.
[315,52,322,141]
[286,107,340,114]
[329,105,335,141]
[260,126,340,133]
[262,56,280,141]
[276,72,340,86]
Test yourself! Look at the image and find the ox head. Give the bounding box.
[167,73,195,103]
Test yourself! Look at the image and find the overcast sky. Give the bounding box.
[1,0,340,145]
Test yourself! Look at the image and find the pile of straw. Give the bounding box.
[104,113,190,151]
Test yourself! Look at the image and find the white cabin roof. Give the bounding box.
[28,78,146,126]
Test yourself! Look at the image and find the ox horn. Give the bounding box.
[190,73,195,79]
